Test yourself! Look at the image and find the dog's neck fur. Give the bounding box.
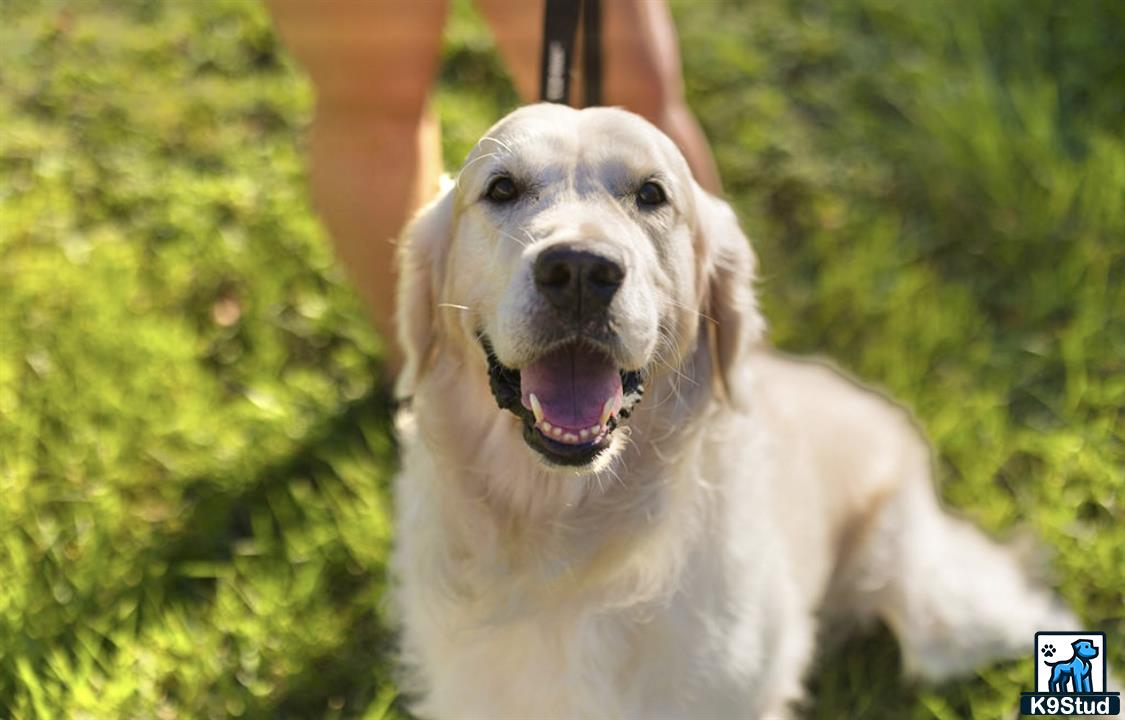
[400,335,722,617]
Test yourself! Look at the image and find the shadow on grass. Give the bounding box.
[803,624,919,719]
[165,381,398,571]
[804,620,1029,720]
[164,380,404,717]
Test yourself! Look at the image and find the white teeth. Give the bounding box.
[599,398,615,428]
[529,393,544,424]
[536,407,615,443]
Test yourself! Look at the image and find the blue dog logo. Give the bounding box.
[1020,631,1120,715]
[1044,639,1098,693]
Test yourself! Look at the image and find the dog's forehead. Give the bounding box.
[465,105,685,183]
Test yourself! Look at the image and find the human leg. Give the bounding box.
[265,0,448,367]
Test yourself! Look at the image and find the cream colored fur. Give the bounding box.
[390,104,1074,719]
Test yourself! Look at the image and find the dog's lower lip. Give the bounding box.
[524,424,610,466]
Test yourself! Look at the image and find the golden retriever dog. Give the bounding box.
[390,104,1074,718]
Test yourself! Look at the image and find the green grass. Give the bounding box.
[0,0,1120,717]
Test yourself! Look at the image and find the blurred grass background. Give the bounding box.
[0,0,1120,717]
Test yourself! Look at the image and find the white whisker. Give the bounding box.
[478,135,514,155]
[664,297,717,325]
[455,151,499,192]
[500,230,530,248]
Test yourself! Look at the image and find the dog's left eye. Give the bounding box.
[636,181,667,208]
[485,176,519,203]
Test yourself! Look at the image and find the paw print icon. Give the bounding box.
[1041,643,1056,658]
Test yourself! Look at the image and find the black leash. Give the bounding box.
[539,0,602,106]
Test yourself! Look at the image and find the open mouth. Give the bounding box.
[481,335,645,467]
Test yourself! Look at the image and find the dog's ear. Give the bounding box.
[395,185,455,399]
[694,185,764,410]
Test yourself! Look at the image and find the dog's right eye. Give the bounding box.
[636,180,667,208]
[485,176,519,204]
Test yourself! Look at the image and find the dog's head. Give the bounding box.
[1072,640,1099,660]
[396,104,762,472]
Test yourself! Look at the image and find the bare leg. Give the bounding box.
[265,0,447,371]
[476,0,722,193]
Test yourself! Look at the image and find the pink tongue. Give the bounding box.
[520,345,623,431]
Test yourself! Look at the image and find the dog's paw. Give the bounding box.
[1042,644,1056,658]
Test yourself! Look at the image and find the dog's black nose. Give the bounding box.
[534,246,625,318]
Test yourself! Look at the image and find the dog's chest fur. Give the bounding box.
[392,375,813,719]
[398,561,785,719]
